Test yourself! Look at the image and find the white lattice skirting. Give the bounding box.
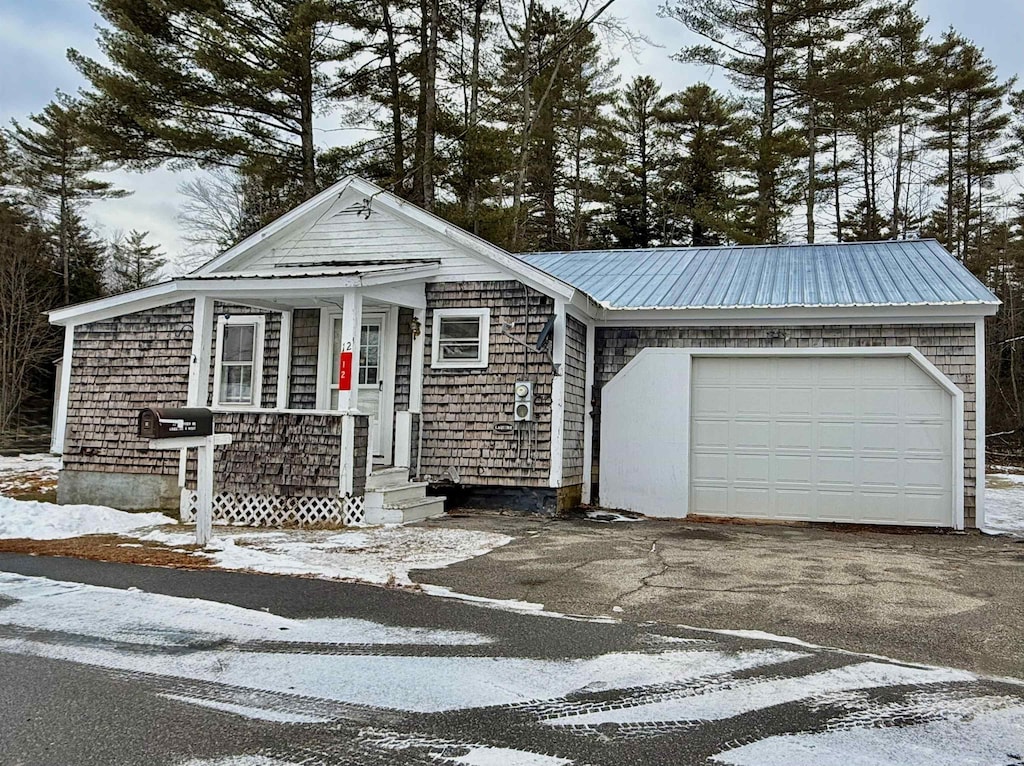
[180,490,365,527]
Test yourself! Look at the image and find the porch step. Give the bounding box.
[373,481,430,505]
[364,493,446,525]
[366,467,411,490]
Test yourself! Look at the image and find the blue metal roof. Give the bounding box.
[518,240,999,310]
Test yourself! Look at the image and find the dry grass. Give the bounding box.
[0,534,214,568]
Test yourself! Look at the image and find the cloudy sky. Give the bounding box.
[1,0,1022,269]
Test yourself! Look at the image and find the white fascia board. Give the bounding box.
[48,281,186,326]
[192,177,356,275]
[177,275,363,294]
[593,303,998,326]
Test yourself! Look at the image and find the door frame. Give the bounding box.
[317,305,400,464]
[599,346,964,529]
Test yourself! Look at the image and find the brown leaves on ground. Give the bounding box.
[0,534,214,569]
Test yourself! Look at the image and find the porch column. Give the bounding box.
[396,306,426,470]
[335,289,362,413]
[187,296,214,407]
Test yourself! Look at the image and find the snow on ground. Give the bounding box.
[0,453,60,496]
[713,704,1024,766]
[0,496,172,540]
[0,572,803,714]
[984,473,1024,536]
[583,510,644,523]
[0,571,488,647]
[137,525,513,586]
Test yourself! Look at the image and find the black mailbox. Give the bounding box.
[138,407,214,439]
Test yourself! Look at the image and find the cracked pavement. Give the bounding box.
[415,512,1024,679]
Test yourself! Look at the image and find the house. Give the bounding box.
[49,176,1000,530]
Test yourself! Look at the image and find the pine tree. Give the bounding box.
[9,92,128,305]
[924,30,1016,261]
[660,84,752,246]
[70,0,350,198]
[108,230,167,294]
[62,209,109,305]
[597,76,669,248]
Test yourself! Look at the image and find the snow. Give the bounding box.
[0,572,805,714]
[452,747,571,766]
[0,496,172,540]
[713,704,1024,766]
[138,525,513,585]
[544,662,978,727]
[583,510,644,523]
[983,474,1024,536]
[0,571,489,647]
[158,694,332,724]
[0,453,61,495]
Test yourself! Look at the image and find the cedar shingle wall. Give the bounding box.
[593,324,978,525]
[64,300,194,475]
[289,308,320,409]
[420,281,554,487]
[395,306,413,412]
[562,315,588,485]
[204,412,344,496]
[206,303,280,407]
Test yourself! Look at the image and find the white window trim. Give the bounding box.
[431,307,490,369]
[212,314,266,408]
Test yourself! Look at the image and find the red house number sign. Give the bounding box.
[338,351,353,391]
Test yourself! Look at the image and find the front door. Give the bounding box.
[328,310,394,464]
[357,314,386,461]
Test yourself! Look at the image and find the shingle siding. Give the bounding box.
[562,315,588,486]
[593,323,978,526]
[288,308,321,409]
[419,281,554,487]
[63,300,194,476]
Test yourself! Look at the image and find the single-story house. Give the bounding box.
[49,176,1000,530]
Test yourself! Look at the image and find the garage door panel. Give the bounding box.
[774,421,815,450]
[692,418,730,449]
[691,485,729,514]
[689,355,953,527]
[691,452,729,482]
[734,420,771,449]
[692,386,730,414]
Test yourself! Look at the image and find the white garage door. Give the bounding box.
[690,356,953,526]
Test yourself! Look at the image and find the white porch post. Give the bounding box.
[395,307,427,471]
[337,289,362,496]
[336,288,362,413]
[51,324,75,455]
[582,322,596,505]
[548,299,566,489]
[276,309,293,410]
[187,296,214,407]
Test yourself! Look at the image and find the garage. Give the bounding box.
[599,348,963,528]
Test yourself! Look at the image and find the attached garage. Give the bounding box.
[522,239,997,529]
[600,349,962,528]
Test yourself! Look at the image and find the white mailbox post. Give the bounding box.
[147,433,232,547]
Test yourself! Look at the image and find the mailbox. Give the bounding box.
[138,407,214,439]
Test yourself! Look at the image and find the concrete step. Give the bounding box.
[376,481,430,505]
[366,467,410,490]
[391,495,446,523]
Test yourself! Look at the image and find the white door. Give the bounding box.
[689,356,953,526]
[329,313,390,462]
[358,315,385,459]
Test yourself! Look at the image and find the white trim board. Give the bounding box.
[975,317,986,528]
[600,346,966,530]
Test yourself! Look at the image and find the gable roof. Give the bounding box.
[519,240,999,310]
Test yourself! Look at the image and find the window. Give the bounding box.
[213,315,265,407]
[431,308,490,369]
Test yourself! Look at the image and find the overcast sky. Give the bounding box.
[1,0,1022,268]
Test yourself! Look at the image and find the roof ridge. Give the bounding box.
[519,239,941,257]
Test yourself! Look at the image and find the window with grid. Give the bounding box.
[431,308,490,369]
[214,316,263,406]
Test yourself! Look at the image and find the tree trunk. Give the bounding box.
[467,0,485,233]
[381,0,405,189]
[756,0,776,243]
[421,0,439,210]
[805,45,816,244]
[298,23,316,196]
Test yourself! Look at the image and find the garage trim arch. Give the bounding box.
[599,346,965,530]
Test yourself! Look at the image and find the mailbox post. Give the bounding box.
[139,408,231,547]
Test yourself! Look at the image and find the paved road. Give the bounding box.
[0,553,1021,766]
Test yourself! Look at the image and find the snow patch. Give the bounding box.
[545,662,977,727]
[0,496,172,540]
[712,704,1024,766]
[0,453,61,477]
[159,694,332,724]
[0,572,489,647]
[983,474,1024,536]
[138,526,513,586]
[452,747,571,765]
[584,510,644,523]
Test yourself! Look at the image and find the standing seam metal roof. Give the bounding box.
[517,240,999,309]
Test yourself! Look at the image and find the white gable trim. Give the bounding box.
[192,176,581,304]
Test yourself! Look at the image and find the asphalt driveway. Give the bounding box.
[414,512,1024,679]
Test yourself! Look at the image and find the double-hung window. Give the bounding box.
[431,308,490,369]
[214,315,265,407]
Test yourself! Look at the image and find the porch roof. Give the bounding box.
[49,261,440,326]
